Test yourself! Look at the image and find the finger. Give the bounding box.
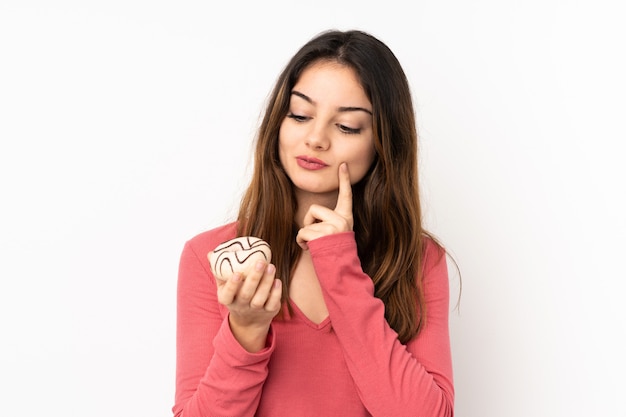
[236,260,267,302]
[296,227,309,250]
[334,163,353,219]
[296,235,309,251]
[296,222,340,250]
[302,204,333,226]
[298,222,337,241]
[264,279,283,313]
[217,272,244,305]
[296,221,328,246]
[249,264,277,309]
[295,228,314,251]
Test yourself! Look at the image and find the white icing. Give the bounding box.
[208,236,272,281]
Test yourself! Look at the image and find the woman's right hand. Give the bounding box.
[215,259,283,352]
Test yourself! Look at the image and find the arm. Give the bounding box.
[308,233,454,417]
[172,240,274,417]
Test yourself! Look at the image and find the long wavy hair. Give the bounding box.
[237,29,440,343]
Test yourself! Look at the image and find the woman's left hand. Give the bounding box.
[296,163,354,250]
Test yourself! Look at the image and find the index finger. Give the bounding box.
[334,162,353,218]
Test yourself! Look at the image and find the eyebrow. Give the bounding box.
[291,90,373,115]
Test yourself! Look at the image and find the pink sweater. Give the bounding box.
[173,222,454,417]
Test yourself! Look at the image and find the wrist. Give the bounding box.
[228,315,271,353]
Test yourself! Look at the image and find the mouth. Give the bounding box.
[296,155,328,170]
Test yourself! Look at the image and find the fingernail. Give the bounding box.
[232,273,241,283]
[266,264,276,275]
[255,260,266,271]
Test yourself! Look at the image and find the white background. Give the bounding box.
[1,1,624,416]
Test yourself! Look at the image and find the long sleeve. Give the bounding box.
[308,232,454,417]
[173,231,274,417]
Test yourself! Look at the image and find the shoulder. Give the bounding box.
[423,235,445,264]
[185,221,239,255]
[420,235,450,299]
[421,235,448,279]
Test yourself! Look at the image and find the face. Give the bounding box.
[278,60,376,202]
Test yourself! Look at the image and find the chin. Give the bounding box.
[294,183,337,196]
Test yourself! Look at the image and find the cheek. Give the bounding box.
[363,144,376,166]
[278,122,302,155]
[277,129,291,168]
[280,122,300,142]
[356,140,376,166]
[277,138,286,166]
[348,145,376,182]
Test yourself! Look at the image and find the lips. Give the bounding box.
[296,155,328,170]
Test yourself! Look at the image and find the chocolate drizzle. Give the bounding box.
[211,237,271,277]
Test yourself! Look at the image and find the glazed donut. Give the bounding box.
[208,236,272,281]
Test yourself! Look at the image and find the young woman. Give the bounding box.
[173,29,454,417]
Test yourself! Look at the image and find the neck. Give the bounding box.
[294,189,339,228]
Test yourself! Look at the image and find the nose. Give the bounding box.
[306,123,330,151]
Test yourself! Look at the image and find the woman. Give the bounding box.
[173,29,454,417]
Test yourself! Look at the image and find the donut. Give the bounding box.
[208,236,272,281]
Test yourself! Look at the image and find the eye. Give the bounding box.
[286,112,309,122]
[337,124,361,135]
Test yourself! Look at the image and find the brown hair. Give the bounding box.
[237,29,440,343]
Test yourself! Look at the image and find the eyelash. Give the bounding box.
[287,113,308,122]
[286,113,362,135]
[339,125,361,135]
